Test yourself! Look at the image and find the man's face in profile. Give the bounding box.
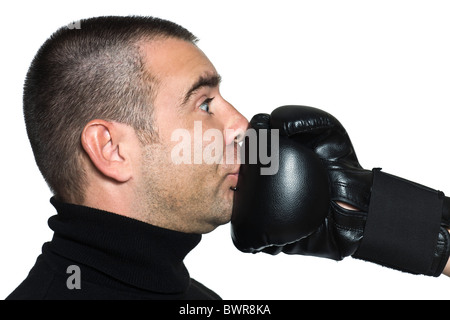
[135,38,249,234]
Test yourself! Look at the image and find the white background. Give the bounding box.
[1,0,449,300]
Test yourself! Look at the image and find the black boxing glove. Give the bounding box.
[231,113,330,252]
[231,105,450,277]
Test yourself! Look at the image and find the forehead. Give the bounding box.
[141,38,217,86]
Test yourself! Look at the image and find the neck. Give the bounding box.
[81,179,141,221]
[48,197,202,293]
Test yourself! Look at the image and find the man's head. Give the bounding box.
[24,16,248,233]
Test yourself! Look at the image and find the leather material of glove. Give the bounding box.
[231,105,450,276]
[270,105,374,212]
[231,114,329,252]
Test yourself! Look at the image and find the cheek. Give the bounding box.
[155,141,216,188]
[159,164,219,213]
[165,123,226,167]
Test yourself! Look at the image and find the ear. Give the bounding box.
[81,120,132,183]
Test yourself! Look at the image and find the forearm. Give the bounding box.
[445,260,450,277]
[445,229,450,277]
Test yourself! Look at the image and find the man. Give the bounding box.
[7,15,450,300]
[7,16,248,299]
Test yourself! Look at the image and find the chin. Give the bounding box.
[200,208,232,234]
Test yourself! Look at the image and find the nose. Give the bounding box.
[223,102,249,146]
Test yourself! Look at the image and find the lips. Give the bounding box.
[227,166,240,191]
[227,168,240,178]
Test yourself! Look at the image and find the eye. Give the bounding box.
[199,97,214,114]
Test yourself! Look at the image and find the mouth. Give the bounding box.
[227,170,240,192]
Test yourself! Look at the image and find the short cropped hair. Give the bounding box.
[23,16,198,203]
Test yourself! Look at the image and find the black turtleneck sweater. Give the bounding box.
[6,198,221,300]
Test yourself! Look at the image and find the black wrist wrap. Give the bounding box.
[353,169,448,276]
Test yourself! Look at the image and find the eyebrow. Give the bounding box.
[181,73,222,106]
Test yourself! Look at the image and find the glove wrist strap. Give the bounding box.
[442,197,450,228]
[353,169,449,276]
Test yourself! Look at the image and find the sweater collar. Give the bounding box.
[47,197,202,294]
